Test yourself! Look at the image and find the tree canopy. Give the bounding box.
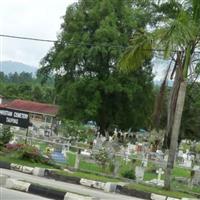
[39,0,155,134]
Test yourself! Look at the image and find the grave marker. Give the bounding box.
[156,168,164,183]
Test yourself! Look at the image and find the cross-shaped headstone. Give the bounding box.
[156,168,164,182]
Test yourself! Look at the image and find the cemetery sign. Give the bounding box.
[0,108,30,128]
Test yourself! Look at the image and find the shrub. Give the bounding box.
[121,169,135,179]
[0,125,13,149]
[93,148,109,169]
[15,144,50,164]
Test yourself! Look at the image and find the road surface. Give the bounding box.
[0,168,144,200]
[0,187,50,200]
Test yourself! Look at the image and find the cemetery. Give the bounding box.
[0,121,200,199]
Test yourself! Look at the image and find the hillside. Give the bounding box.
[0,61,37,75]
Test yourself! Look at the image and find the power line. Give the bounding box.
[1,33,200,54]
[0,34,56,43]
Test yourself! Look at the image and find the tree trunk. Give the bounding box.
[164,81,187,190]
[164,52,183,149]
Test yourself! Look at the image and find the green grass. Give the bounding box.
[67,152,108,173]
[172,181,200,195]
[79,160,105,172]
[1,150,199,198]
[66,152,76,166]
[173,167,190,178]
[0,154,56,169]
[127,183,196,199]
[56,170,120,183]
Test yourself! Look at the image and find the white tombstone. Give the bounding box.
[135,166,145,182]
[184,160,192,168]
[81,149,91,157]
[156,168,164,184]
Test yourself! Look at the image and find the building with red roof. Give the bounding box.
[6,99,58,116]
[1,99,59,136]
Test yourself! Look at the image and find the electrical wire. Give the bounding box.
[1,33,200,54]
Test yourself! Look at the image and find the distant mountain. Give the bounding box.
[0,61,37,75]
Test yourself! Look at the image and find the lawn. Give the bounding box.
[127,183,196,199]
[1,150,199,198]
[56,170,120,183]
[0,154,55,169]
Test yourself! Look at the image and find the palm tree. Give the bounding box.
[119,0,200,189]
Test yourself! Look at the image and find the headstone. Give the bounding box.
[193,170,200,185]
[113,160,120,176]
[51,151,66,164]
[74,150,81,170]
[184,160,192,168]
[81,149,91,157]
[156,168,164,184]
[156,168,164,180]
[135,166,145,182]
[142,154,148,168]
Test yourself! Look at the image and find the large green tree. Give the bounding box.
[119,0,200,189]
[39,0,154,135]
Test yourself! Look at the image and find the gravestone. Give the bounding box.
[51,151,66,164]
[113,160,120,176]
[141,154,148,168]
[135,166,145,182]
[184,160,192,168]
[156,168,164,184]
[193,169,200,186]
[74,149,81,170]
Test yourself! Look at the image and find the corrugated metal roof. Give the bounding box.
[5,99,59,116]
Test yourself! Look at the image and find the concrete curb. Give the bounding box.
[3,177,96,200]
[0,161,198,200]
[0,161,11,169]
[28,183,66,200]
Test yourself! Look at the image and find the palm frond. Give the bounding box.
[155,10,195,58]
[118,30,153,73]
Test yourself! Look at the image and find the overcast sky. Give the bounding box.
[0,0,77,67]
[0,0,168,80]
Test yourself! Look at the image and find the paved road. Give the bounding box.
[0,187,50,200]
[0,168,144,200]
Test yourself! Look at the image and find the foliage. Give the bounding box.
[118,0,200,189]
[0,71,55,104]
[0,125,13,149]
[39,0,154,134]
[5,143,24,152]
[121,169,135,179]
[194,144,200,154]
[4,143,51,165]
[59,120,95,142]
[180,83,200,141]
[127,183,195,199]
[93,147,109,169]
